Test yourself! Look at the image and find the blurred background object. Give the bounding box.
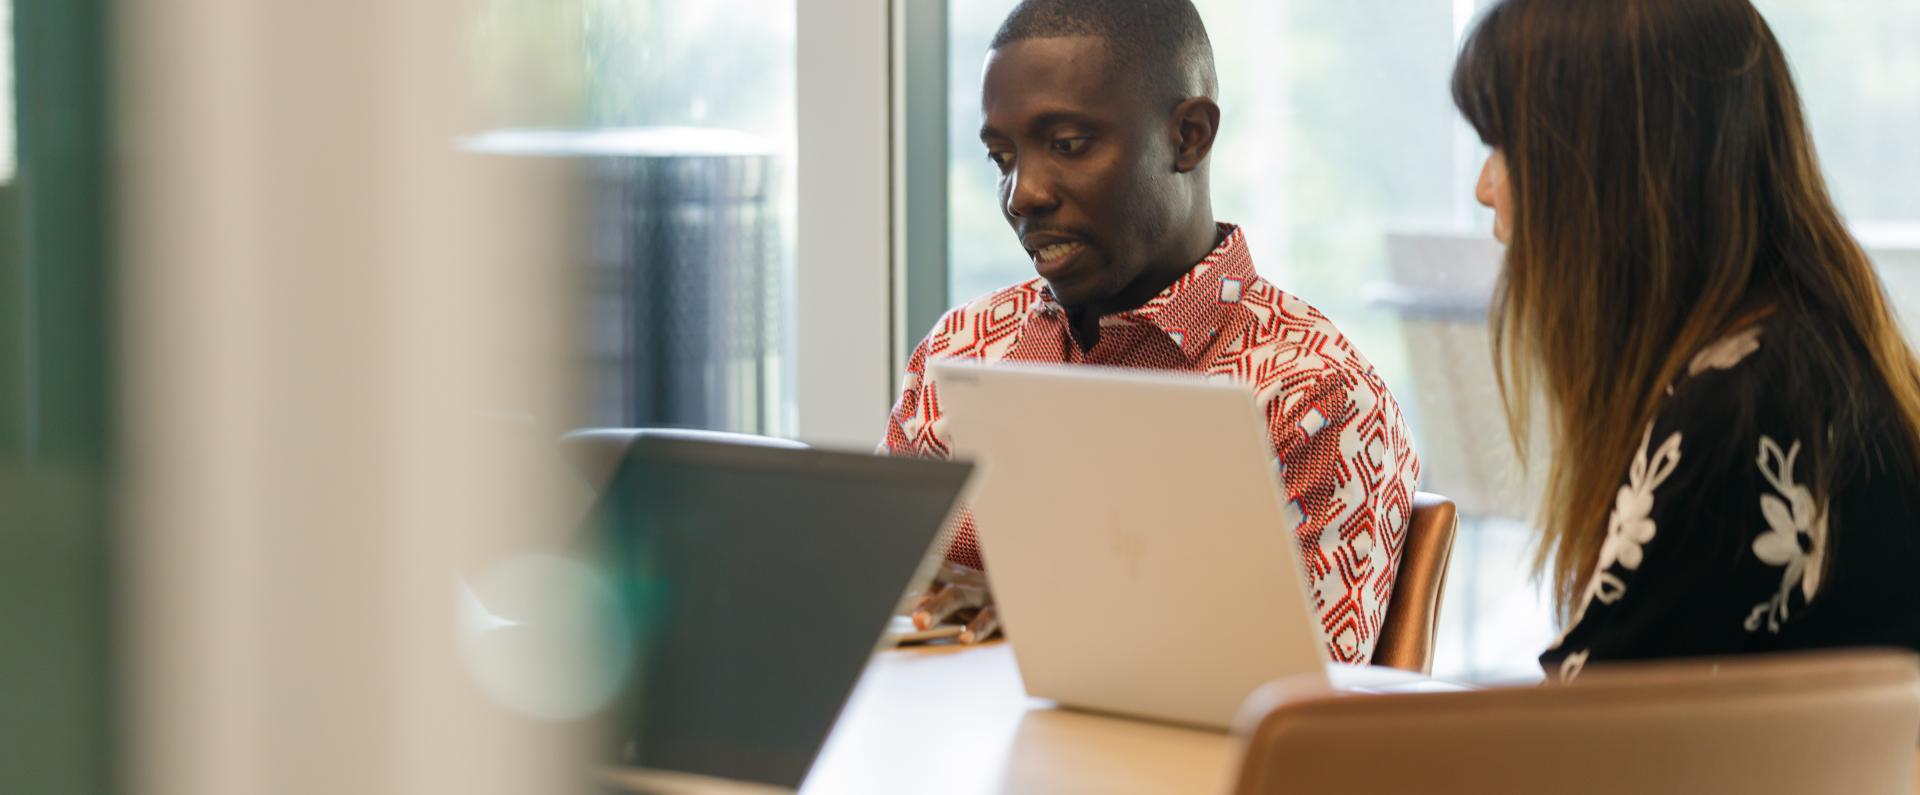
[1,0,116,790]
[471,0,801,439]
[5,0,818,791]
[0,0,12,181]
[114,0,597,786]
[464,128,785,435]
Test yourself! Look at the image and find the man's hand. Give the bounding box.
[911,561,1000,644]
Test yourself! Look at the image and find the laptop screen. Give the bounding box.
[591,436,970,788]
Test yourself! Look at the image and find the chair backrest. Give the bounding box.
[557,427,808,491]
[1232,649,1920,795]
[1371,492,1458,674]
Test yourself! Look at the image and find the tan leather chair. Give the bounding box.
[1371,492,1458,674]
[558,427,807,491]
[1231,648,1920,795]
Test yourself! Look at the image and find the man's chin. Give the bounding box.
[1041,277,1104,309]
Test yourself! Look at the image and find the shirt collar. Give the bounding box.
[1040,223,1256,357]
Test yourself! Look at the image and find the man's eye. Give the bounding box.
[1051,137,1090,155]
[987,151,1014,170]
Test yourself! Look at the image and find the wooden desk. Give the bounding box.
[801,642,1240,794]
[613,645,1920,794]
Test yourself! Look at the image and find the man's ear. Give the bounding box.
[1171,96,1221,173]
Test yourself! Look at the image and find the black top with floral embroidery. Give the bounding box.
[1541,309,1920,681]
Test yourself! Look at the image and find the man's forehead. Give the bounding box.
[981,35,1122,110]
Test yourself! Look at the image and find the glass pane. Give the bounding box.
[473,0,797,436]
[1756,0,1920,227]
[1752,0,1920,316]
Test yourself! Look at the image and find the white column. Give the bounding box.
[796,0,898,450]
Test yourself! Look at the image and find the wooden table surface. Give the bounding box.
[801,641,1243,795]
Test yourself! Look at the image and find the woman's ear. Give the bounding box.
[1172,96,1221,173]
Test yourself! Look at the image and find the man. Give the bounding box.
[884,0,1421,664]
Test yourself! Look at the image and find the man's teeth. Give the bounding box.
[1035,242,1080,262]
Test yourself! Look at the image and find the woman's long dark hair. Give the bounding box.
[1451,0,1920,616]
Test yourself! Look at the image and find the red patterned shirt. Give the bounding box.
[883,224,1421,663]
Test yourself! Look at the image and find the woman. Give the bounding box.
[1451,0,1920,680]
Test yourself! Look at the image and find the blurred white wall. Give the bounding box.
[115,1,597,793]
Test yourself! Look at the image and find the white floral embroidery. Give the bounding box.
[1745,436,1829,634]
[1551,422,1683,648]
[1688,325,1764,376]
[1547,327,1762,662]
[1559,649,1589,679]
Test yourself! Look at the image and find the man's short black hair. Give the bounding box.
[991,0,1218,102]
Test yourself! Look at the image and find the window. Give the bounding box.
[1757,0,1920,230]
[945,1,1920,680]
[1755,0,1920,306]
[473,0,797,435]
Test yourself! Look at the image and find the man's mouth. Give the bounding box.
[1031,241,1084,266]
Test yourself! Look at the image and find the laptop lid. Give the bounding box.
[928,360,1329,729]
[592,435,971,788]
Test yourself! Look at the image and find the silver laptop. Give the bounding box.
[928,360,1332,729]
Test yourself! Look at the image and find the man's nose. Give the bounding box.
[1005,163,1060,219]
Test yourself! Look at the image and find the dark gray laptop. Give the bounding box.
[591,435,971,789]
